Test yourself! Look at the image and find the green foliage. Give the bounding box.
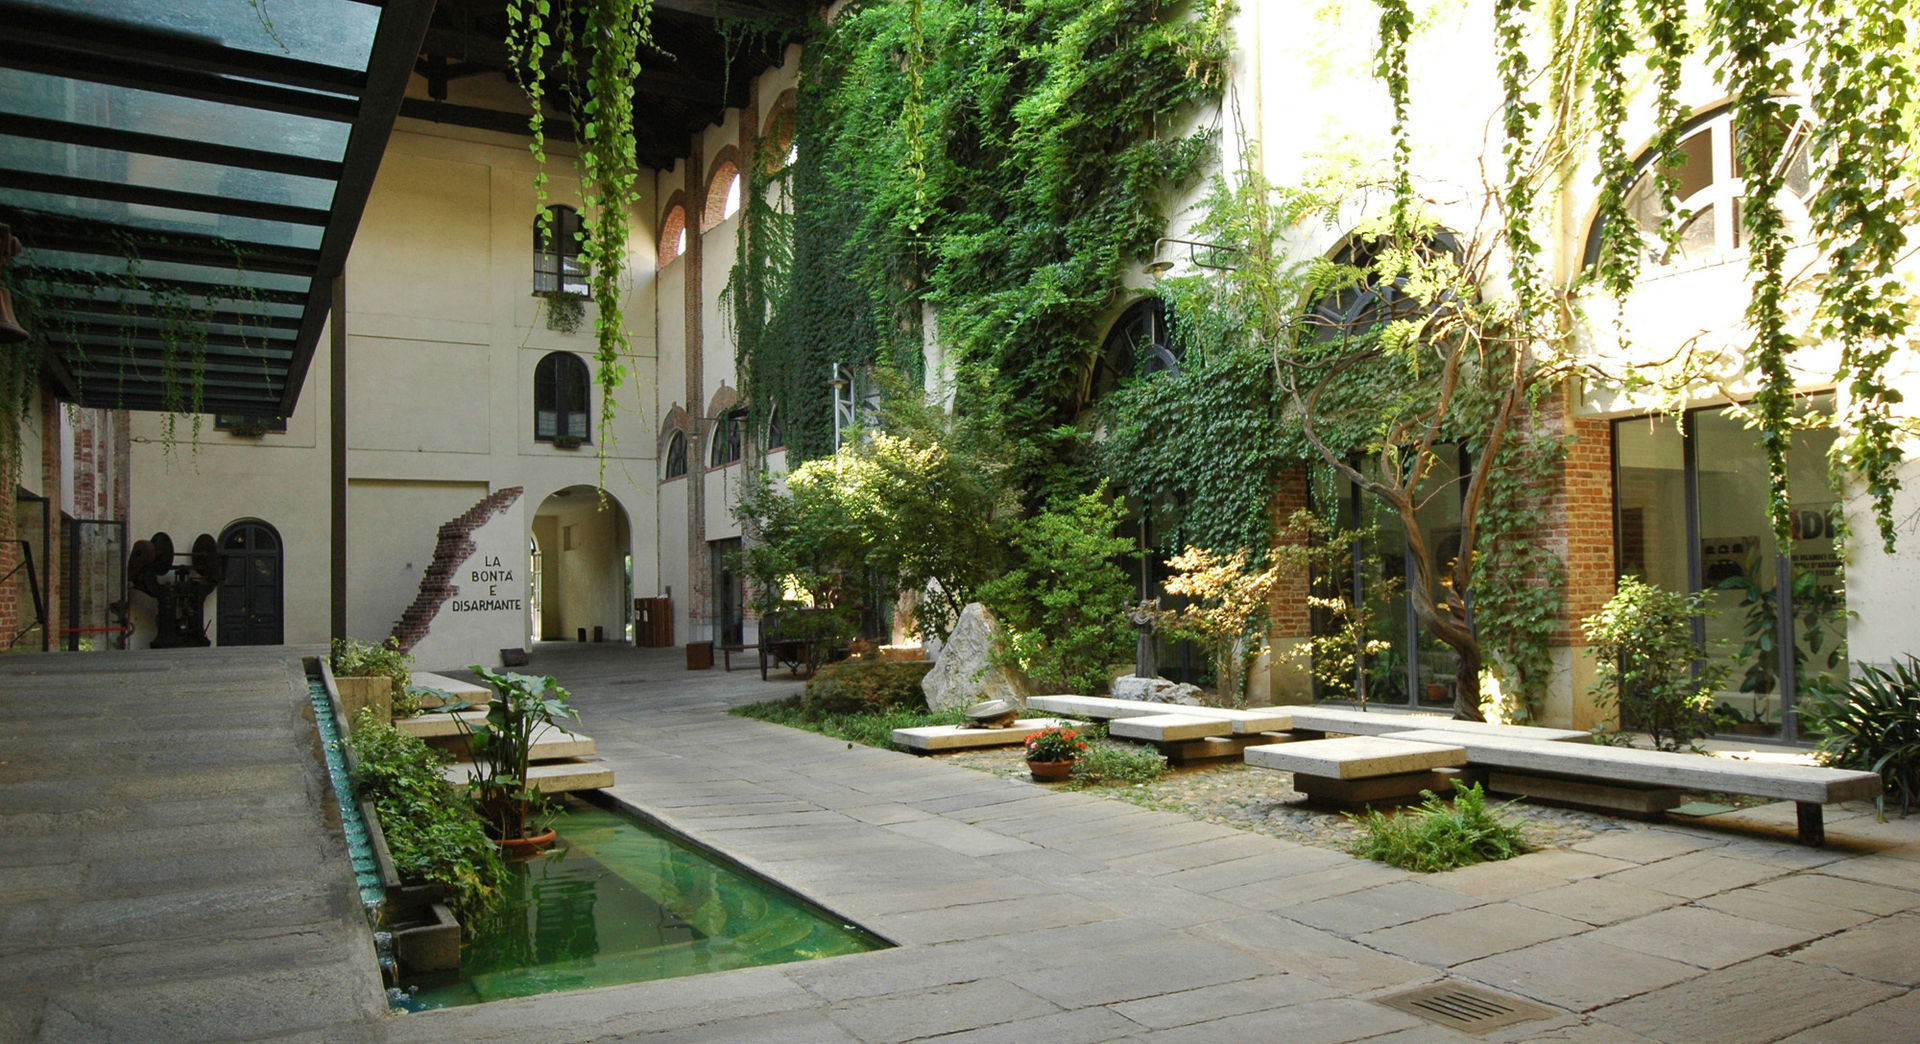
[1023,725,1087,763]
[1805,656,1920,816]
[1717,559,1848,720]
[1155,546,1277,704]
[734,420,1009,640]
[1472,428,1569,722]
[978,489,1135,694]
[505,0,653,485]
[1348,783,1534,873]
[803,661,934,717]
[349,712,507,925]
[729,694,966,750]
[1070,738,1167,787]
[1582,576,1726,751]
[734,0,1228,500]
[463,667,581,840]
[332,637,417,715]
[1098,292,1287,554]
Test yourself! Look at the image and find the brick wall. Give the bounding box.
[1530,387,1616,646]
[390,486,524,653]
[1268,465,1312,638]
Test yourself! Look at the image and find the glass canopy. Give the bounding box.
[0,0,435,416]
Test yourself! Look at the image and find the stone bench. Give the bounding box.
[1284,706,1589,743]
[1245,735,1468,808]
[409,671,490,709]
[1028,694,1293,734]
[1388,728,1880,845]
[892,718,1079,752]
[440,757,613,794]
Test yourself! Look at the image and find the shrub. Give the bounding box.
[1071,741,1167,787]
[1348,784,1533,872]
[979,488,1135,694]
[1581,577,1726,751]
[333,637,421,717]
[730,695,966,750]
[1805,655,1920,816]
[349,712,506,924]
[803,661,935,717]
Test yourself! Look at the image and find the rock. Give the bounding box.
[1111,674,1207,706]
[923,603,1036,712]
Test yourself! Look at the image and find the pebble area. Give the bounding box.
[938,743,1630,854]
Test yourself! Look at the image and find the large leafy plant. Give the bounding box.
[462,666,580,840]
[1582,577,1727,751]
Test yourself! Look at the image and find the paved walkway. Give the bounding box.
[6,643,1919,1042]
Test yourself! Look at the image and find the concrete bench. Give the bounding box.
[441,758,613,794]
[409,671,490,709]
[1285,706,1589,743]
[1028,694,1293,734]
[1388,728,1881,845]
[1245,735,1468,807]
[892,718,1078,752]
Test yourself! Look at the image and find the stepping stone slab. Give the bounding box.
[1109,714,1235,743]
[1028,695,1291,734]
[441,758,613,793]
[1244,735,1467,779]
[892,718,1078,752]
[409,671,491,708]
[1284,706,1588,743]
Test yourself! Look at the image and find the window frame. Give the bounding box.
[534,204,592,297]
[664,430,688,479]
[708,408,746,468]
[534,352,592,445]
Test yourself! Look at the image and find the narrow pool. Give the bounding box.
[396,797,889,1009]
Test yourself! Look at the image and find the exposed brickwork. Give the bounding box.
[389,486,524,654]
[1268,465,1312,638]
[1528,387,1617,645]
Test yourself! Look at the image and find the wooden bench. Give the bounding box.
[1245,735,1468,807]
[1385,728,1880,845]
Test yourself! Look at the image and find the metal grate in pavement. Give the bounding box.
[1377,981,1559,1035]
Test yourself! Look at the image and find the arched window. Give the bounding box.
[764,404,784,450]
[705,159,741,227]
[709,408,746,467]
[1583,104,1815,273]
[1305,232,1463,344]
[664,431,688,479]
[1089,298,1177,405]
[660,204,688,266]
[534,204,591,296]
[534,352,590,444]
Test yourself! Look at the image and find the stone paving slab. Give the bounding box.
[1589,955,1904,1044]
[17,643,1920,1043]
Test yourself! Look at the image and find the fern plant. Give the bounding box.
[1348,783,1533,873]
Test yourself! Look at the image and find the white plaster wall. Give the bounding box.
[346,479,492,640]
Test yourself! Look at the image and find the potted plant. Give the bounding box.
[551,433,583,450]
[544,288,587,335]
[462,665,580,854]
[1023,726,1086,782]
[332,637,418,725]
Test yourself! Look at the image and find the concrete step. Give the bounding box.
[892,718,1078,752]
[440,757,614,794]
[396,717,595,762]
[409,671,490,709]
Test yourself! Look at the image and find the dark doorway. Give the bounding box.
[217,520,283,646]
[710,538,744,647]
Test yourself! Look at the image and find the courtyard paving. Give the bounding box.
[3,643,1917,1042]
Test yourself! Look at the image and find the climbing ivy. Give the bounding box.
[733,0,1230,503]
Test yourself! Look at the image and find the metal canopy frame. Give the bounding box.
[0,0,436,418]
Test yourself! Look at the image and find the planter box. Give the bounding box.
[335,676,393,725]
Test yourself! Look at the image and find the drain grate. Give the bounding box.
[1377,982,1558,1035]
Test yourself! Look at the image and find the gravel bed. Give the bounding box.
[937,742,1631,855]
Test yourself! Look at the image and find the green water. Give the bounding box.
[399,799,887,1009]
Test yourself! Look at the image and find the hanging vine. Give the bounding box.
[506,0,654,484]
[1373,0,1415,235]
[1805,0,1918,553]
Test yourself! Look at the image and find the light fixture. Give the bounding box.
[1144,236,1242,276]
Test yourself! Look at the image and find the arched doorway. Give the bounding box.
[529,486,632,642]
[217,520,283,646]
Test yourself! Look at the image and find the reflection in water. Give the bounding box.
[401,800,887,1008]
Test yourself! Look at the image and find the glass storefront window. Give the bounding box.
[1611,396,1845,741]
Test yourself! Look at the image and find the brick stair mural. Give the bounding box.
[391,487,524,655]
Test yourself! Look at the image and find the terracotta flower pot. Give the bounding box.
[498,827,558,860]
[1027,758,1074,783]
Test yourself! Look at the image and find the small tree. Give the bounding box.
[979,489,1135,694]
[1582,577,1727,751]
[1155,546,1278,704]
